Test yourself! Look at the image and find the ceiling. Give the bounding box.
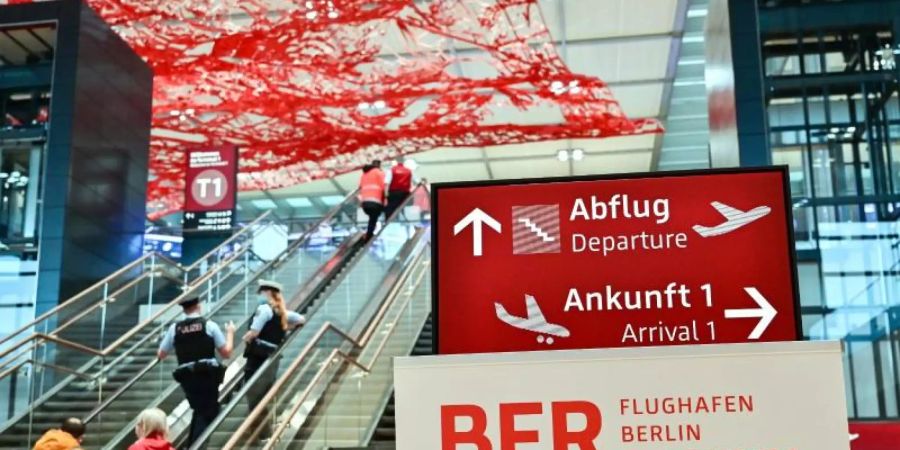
[235,0,707,221]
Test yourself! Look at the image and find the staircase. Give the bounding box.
[0,273,249,449]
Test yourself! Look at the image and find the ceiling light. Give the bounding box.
[320,195,345,206]
[557,150,569,162]
[847,126,857,133]
[830,127,840,133]
[0,173,7,179]
[687,8,708,18]
[251,199,277,209]
[571,149,584,161]
[826,133,836,139]
[285,197,313,208]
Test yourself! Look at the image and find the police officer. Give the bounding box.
[241,280,305,433]
[157,296,235,448]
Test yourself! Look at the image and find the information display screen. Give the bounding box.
[432,167,801,354]
[183,145,238,232]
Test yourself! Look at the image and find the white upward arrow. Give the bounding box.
[724,288,778,340]
[454,208,502,257]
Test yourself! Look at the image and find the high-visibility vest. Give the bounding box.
[359,168,385,204]
[389,164,413,193]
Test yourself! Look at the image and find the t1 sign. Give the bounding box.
[184,145,238,232]
[431,167,802,355]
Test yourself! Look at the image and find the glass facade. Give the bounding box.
[759,0,900,419]
[0,22,53,337]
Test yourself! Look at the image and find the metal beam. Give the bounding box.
[0,62,51,90]
[652,0,691,171]
[421,147,653,166]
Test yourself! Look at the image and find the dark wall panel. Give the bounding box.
[54,2,152,301]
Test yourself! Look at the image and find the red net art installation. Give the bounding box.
[18,0,663,218]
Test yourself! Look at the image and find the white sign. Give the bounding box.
[395,341,849,450]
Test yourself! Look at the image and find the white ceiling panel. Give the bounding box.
[566,38,672,83]
[608,82,665,118]
[264,178,338,197]
[490,157,570,179]
[333,171,360,192]
[571,134,658,152]
[485,140,568,159]
[564,0,678,42]
[414,147,485,162]
[417,161,491,183]
[573,151,653,176]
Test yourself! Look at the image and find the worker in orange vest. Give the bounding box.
[358,160,386,240]
[384,158,414,220]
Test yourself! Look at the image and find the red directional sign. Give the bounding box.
[184,145,239,232]
[432,167,801,355]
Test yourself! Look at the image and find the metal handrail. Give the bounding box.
[260,260,429,450]
[0,251,178,349]
[182,210,275,272]
[0,248,245,369]
[0,210,276,352]
[0,267,175,371]
[81,191,362,424]
[217,234,429,450]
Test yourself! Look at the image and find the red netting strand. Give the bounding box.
[17,0,664,219]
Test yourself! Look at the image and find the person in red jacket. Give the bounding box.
[128,408,175,450]
[358,160,386,240]
[384,158,415,220]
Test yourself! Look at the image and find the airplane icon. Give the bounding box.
[495,295,570,345]
[693,201,772,238]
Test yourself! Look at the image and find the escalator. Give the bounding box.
[0,195,364,449]
[366,316,433,450]
[179,188,431,450]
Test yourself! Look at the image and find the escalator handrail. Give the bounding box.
[0,193,358,435]
[81,190,362,424]
[85,233,361,428]
[0,251,181,350]
[94,234,364,448]
[218,233,428,450]
[261,256,429,450]
[188,182,430,448]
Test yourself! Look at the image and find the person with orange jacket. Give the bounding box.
[359,160,386,240]
[33,418,85,450]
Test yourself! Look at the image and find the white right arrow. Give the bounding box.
[724,287,777,340]
[453,208,502,257]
